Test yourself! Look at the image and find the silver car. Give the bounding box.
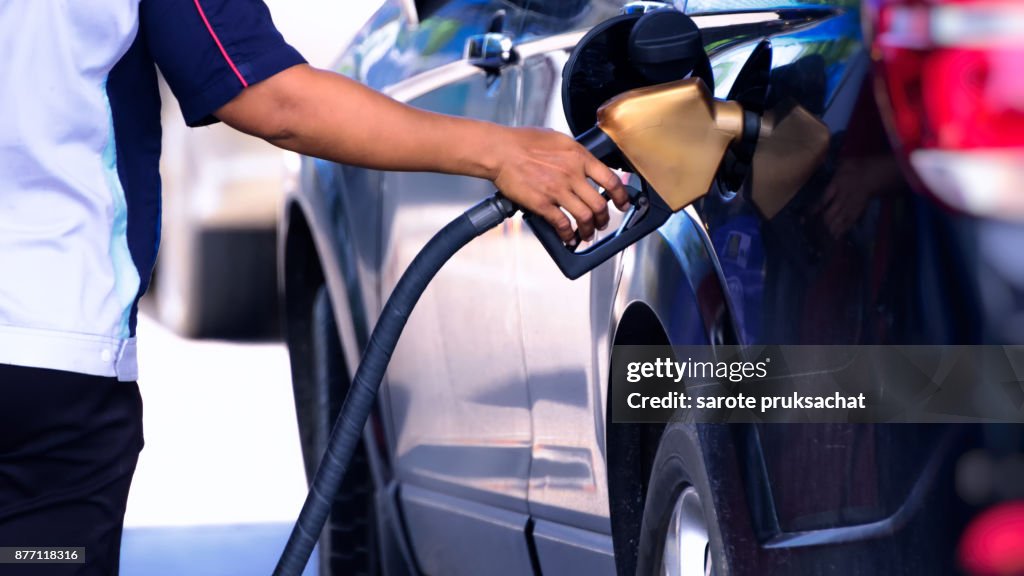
[281,1,998,574]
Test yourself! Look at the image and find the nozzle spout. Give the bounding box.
[595,78,746,211]
[576,125,619,163]
[593,78,830,220]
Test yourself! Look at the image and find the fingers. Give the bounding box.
[491,128,632,244]
[572,176,609,232]
[537,204,575,243]
[558,188,598,241]
[583,152,628,210]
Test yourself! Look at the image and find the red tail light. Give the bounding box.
[866,0,1024,218]
[959,501,1024,576]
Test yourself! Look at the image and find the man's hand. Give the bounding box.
[214,64,626,242]
[489,127,628,242]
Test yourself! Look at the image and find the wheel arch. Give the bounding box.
[604,207,741,575]
[280,198,329,480]
[280,188,391,482]
[606,301,671,576]
[280,193,366,384]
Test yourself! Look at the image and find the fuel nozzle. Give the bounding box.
[596,77,755,212]
[598,77,830,219]
[527,5,831,279]
[525,76,830,279]
[523,77,740,280]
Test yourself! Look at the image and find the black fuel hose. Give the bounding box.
[273,194,517,576]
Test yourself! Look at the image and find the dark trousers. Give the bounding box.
[0,364,144,575]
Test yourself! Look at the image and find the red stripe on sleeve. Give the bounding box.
[192,0,249,88]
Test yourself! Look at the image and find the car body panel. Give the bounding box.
[400,484,535,576]
[532,519,618,575]
[515,5,861,539]
[381,69,533,512]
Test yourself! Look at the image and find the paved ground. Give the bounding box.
[121,312,315,575]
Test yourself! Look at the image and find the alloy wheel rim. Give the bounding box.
[661,486,711,576]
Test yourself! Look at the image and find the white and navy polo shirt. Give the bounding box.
[0,0,305,380]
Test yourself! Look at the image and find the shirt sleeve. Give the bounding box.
[141,0,307,127]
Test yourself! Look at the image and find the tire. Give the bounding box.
[307,286,379,576]
[154,224,279,339]
[636,424,728,576]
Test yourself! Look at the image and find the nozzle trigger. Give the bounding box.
[524,184,672,279]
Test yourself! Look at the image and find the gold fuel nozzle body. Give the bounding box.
[596,78,830,219]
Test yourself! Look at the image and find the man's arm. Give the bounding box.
[214,64,627,242]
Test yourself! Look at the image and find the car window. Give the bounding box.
[415,0,449,20]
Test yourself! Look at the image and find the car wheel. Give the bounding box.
[636,424,726,576]
[307,285,379,576]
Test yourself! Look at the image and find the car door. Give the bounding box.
[383,70,529,501]
[376,3,537,574]
[512,20,622,546]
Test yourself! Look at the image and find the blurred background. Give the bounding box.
[121,2,382,574]
[153,1,381,340]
